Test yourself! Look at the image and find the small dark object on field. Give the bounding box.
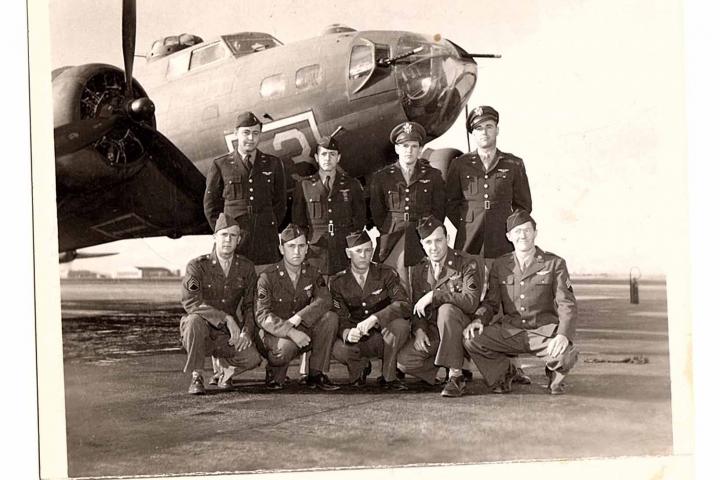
[584,355,649,364]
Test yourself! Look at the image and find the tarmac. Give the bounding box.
[60,279,672,478]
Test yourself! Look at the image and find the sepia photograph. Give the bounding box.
[26,0,703,478]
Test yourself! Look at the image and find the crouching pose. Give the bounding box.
[397,216,482,397]
[180,213,262,395]
[463,210,578,395]
[330,231,411,390]
[255,224,340,391]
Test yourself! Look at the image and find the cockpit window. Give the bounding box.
[260,74,287,98]
[224,32,283,56]
[349,44,374,80]
[295,65,323,90]
[189,42,226,70]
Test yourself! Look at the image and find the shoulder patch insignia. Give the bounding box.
[333,299,341,309]
[257,285,268,300]
[566,278,574,293]
[186,277,200,292]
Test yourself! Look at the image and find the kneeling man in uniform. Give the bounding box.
[397,215,482,397]
[255,224,340,390]
[463,210,578,395]
[330,231,411,390]
[180,213,262,395]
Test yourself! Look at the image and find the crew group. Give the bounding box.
[180,106,579,397]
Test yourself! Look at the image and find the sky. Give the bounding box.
[45,0,687,276]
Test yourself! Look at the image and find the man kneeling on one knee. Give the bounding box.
[330,231,411,390]
[180,213,262,395]
[397,215,482,397]
[463,210,578,395]
[255,224,340,391]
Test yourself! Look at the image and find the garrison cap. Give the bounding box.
[466,105,499,132]
[390,121,426,145]
[417,215,445,240]
[506,209,536,232]
[316,136,339,153]
[235,111,262,129]
[214,213,241,233]
[345,230,372,249]
[279,223,307,244]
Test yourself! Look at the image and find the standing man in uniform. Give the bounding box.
[330,231,411,390]
[446,105,533,383]
[179,213,262,395]
[204,111,287,266]
[255,224,340,391]
[397,216,482,397]
[463,210,578,395]
[292,136,366,276]
[370,121,445,290]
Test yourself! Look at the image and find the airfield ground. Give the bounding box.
[60,278,672,478]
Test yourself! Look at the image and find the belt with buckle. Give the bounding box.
[328,221,334,236]
[484,200,491,210]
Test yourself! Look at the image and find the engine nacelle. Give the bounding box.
[53,64,155,192]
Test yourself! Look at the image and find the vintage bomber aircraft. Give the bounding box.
[53,1,487,259]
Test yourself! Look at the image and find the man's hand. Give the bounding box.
[356,316,378,335]
[547,334,569,358]
[227,316,243,348]
[346,327,363,343]
[413,328,431,353]
[235,332,252,351]
[413,291,434,318]
[287,328,311,349]
[463,321,484,340]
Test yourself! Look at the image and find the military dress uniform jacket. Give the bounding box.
[292,173,367,275]
[181,250,257,337]
[329,263,411,341]
[203,149,287,264]
[369,161,445,265]
[410,248,482,333]
[446,150,531,258]
[476,247,577,340]
[255,261,331,338]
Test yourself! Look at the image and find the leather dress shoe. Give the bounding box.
[441,375,466,397]
[491,364,516,394]
[307,373,341,391]
[545,367,567,395]
[265,379,284,391]
[513,367,532,385]
[384,379,408,391]
[217,375,234,390]
[350,362,372,387]
[208,372,222,386]
[188,373,206,395]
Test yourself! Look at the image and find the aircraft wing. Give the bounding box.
[56,124,210,252]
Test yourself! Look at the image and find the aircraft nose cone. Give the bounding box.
[129,97,155,120]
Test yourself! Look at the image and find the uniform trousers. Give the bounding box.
[180,313,262,377]
[463,324,579,387]
[382,232,410,294]
[332,318,410,382]
[261,311,339,383]
[397,304,472,384]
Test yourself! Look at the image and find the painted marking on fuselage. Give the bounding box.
[224,111,322,165]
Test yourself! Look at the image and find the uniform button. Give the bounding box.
[484,175,489,179]
[249,179,253,183]
[520,281,524,286]
[249,188,253,193]
[405,197,410,201]
[328,198,332,202]
[221,299,225,303]
[405,189,410,193]
[365,310,369,314]
[522,319,526,323]
[279,299,283,302]
[521,307,526,311]
[520,294,525,299]
[404,206,409,210]
[328,209,332,213]
[484,194,489,198]
[362,302,366,306]
[484,184,488,188]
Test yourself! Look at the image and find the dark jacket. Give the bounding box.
[446,150,531,258]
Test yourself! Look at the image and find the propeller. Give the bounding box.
[53,0,157,158]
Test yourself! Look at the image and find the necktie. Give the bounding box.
[323,176,331,193]
[241,154,251,171]
[433,263,441,281]
[357,273,366,289]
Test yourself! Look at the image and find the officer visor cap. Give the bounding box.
[506,209,536,232]
[316,136,339,153]
[279,223,307,244]
[466,105,499,132]
[214,213,241,233]
[346,230,372,249]
[417,215,445,240]
[390,121,426,145]
[235,111,262,129]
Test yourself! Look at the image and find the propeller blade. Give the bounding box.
[133,123,207,200]
[122,0,137,97]
[54,116,121,157]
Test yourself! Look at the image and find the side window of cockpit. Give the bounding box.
[349,45,373,80]
[189,42,225,70]
[260,74,287,98]
[295,65,323,91]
